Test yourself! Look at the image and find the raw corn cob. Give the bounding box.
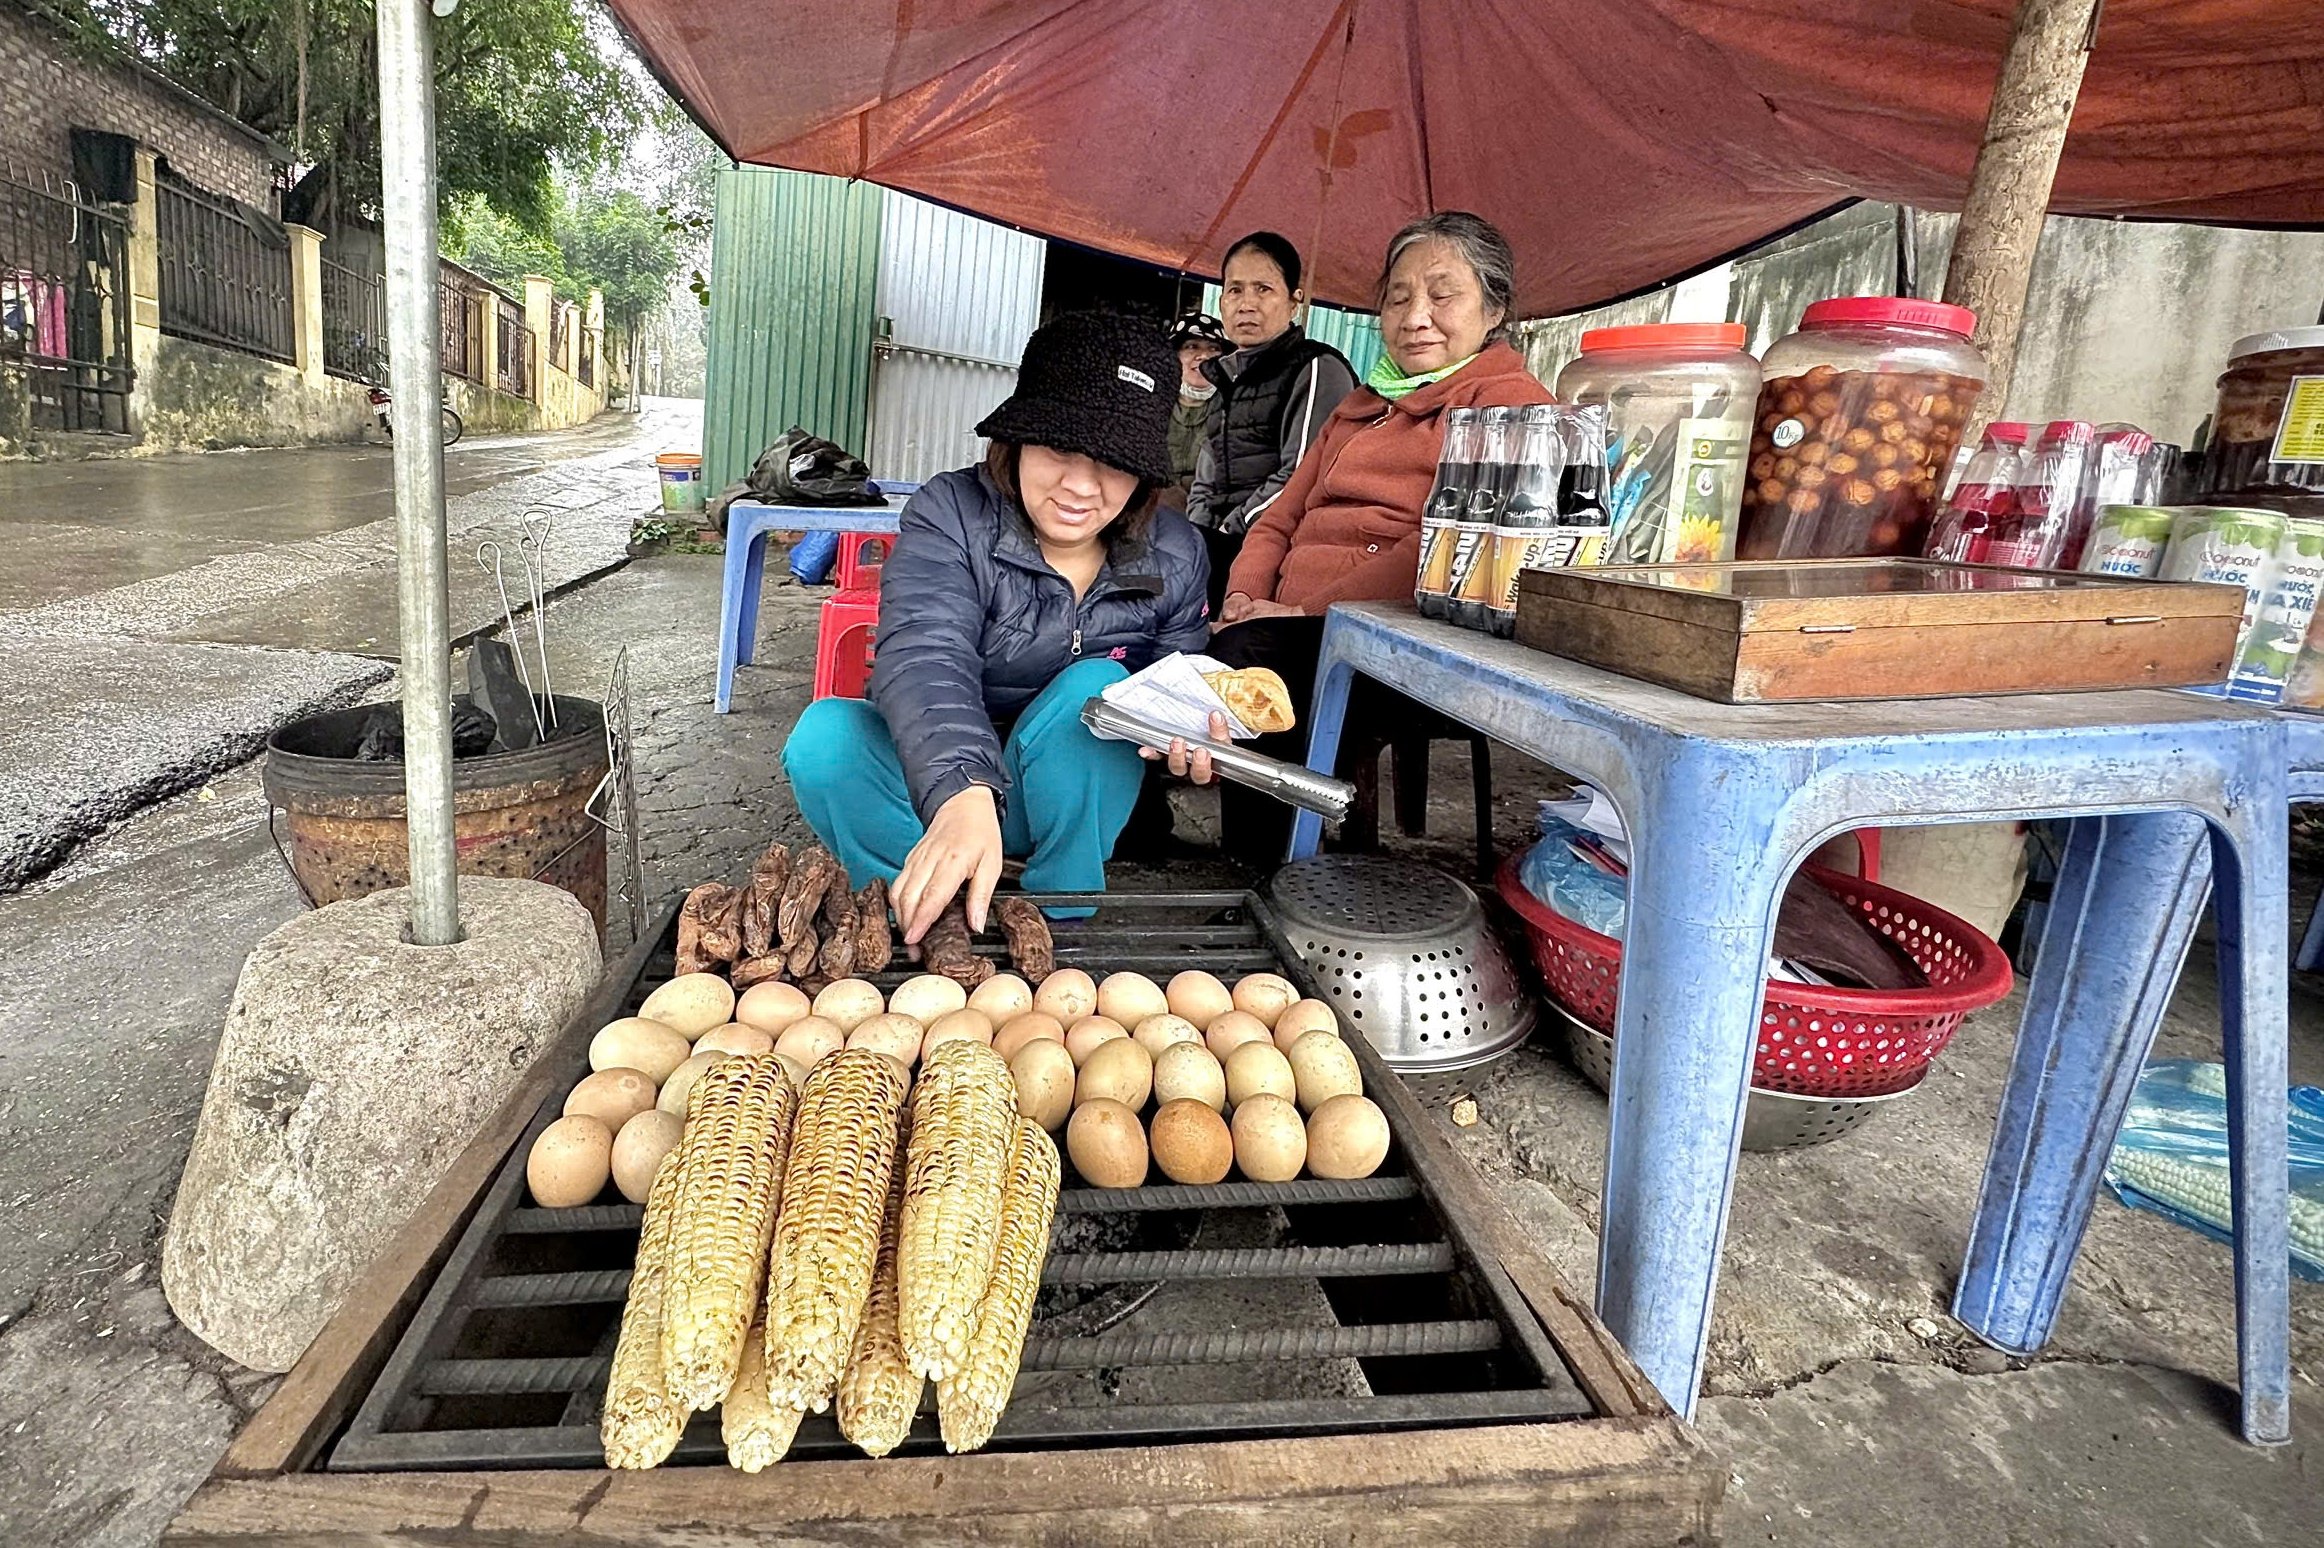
[836,1149,920,1456]
[900,1039,1019,1379]
[659,1054,798,1410]
[722,1316,807,1472]
[938,1118,1061,1452]
[600,1146,689,1468]
[761,1049,912,1410]
[2108,1148,2324,1268]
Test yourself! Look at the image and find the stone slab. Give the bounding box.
[0,629,389,890]
[161,877,601,1372]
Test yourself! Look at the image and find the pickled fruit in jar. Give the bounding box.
[1735,366,1980,559]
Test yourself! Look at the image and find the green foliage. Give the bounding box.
[444,195,566,291]
[44,0,655,228]
[449,182,681,331]
[556,188,677,329]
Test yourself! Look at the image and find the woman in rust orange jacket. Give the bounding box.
[1207,211,1554,862]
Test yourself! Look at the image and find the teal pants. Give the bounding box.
[782,658,1144,905]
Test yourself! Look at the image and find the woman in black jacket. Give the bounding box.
[783,313,1219,944]
[1184,231,1358,609]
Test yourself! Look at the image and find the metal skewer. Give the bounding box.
[474,539,545,742]
[516,512,556,729]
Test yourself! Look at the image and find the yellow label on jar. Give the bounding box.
[2271,375,2324,463]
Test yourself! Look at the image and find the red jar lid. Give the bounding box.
[1988,421,2030,443]
[1800,296,1978,337]
[1579,322,1748,353]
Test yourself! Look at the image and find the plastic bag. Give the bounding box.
[2102,1058,2324,1281]
[1518,816,1630,938]
[750,426,885,507]
[788,527,840,585]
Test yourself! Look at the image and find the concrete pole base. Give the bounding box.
[163,877,601,1372]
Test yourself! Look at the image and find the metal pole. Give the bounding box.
[377,0,462,945]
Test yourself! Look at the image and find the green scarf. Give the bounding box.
[1365,350,1479,401]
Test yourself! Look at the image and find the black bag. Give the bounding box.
[709,426,884,532]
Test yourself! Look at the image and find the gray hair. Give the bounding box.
[1377,211,1516,342]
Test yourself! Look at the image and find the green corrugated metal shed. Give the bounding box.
[1304,306,1385,381]
[702,167,882,492]
[1200,283,1384,381]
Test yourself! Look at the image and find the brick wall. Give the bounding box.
[0,4,274,205]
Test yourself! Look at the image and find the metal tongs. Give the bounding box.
[1081,698,1355,821]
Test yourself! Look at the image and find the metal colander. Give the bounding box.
[1549,1003,1917,1151]
[1266,856,1535,1075]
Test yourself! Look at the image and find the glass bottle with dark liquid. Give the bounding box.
[1555,404,1612,559]
[1415,406,1481,619]
[1447,406,1516,630]
[1487,404,1563,637]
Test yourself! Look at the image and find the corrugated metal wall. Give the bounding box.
[867,190,1046,483]
[701,166,882,492]
[1199,283,1385,381]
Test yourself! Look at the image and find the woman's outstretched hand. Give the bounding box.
[892,784,1004,945]
[1141,711,1232,786]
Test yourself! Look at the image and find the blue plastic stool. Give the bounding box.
[715,491,911,714]
[1286,602,2291,1445]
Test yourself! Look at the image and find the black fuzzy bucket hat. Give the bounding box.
[977,312,1177,486]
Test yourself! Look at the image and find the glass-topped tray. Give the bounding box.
[1574,557,2171,602]
[1511,558,2244,702]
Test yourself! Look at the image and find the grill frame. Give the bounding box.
[325,888,1591,1472]
[167,891,1725,1547]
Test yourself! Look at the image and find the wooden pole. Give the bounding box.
[1941,0,2102,426]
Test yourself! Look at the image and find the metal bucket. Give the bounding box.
[263,696,609,929]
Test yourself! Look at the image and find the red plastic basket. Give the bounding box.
[1496,856,2013,1098]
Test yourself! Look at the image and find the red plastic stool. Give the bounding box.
[812,588,879,700]
[835,532,890,592]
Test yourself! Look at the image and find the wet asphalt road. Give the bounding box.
[0,400,699,889]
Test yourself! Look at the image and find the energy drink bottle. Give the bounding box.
[1447,406,1516,630]
[1487,405,1563,637]
[1415,407,1480,619]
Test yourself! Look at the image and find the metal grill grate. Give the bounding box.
[325,890,1588,1472]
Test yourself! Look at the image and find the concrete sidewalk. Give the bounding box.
[0,399,698,889]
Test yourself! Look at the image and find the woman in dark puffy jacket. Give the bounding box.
[784,313,1217,944]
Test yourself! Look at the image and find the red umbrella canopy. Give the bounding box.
[607,0,2324,316]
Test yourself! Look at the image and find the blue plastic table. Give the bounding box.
[1285,602,2292,1443]
[715,494,910,714]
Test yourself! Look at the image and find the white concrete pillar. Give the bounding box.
[286,223,326,385]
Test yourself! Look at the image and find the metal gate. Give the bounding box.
[865,190,1044,484]
[0,159,132,434]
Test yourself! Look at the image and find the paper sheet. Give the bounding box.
[1541,785,1630,864]
[1096,652,1258,743]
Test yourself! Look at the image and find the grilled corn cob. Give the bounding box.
[937,1118,1061,1452]
[836,1149,921,1456]
[761,1049,912,1410]
[659,1054,798,1410]
[900,1040,1018,1379]
[600,1145,689,1468]
[722,1316,807,1472]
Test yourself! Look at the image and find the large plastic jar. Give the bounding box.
[1734,298,1989,560]
[2202,326,2324,514]
[1555,322,1761,563]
